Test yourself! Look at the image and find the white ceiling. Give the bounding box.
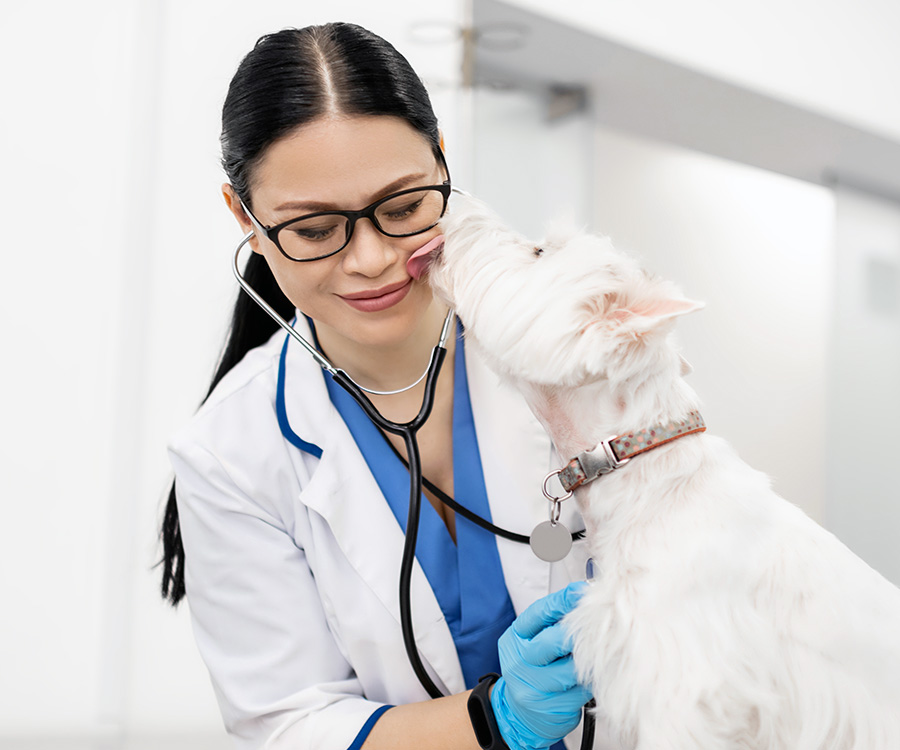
[473,0,900,202]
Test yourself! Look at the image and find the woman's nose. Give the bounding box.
[340,218,399,277]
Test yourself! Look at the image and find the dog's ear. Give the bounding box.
[578,283,703,379]
[611,295,704,331]
[582,278,704,340]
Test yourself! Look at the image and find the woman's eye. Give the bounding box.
[292,224,338,241]
[384,198,424,220]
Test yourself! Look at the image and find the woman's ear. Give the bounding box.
[222,184,261,253]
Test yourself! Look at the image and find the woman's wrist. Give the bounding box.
[362,690,486,750]
[467,673,509,750]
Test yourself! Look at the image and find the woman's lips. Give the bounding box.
[339,278,413,312]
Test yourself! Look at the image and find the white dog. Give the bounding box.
[419,194,900,750]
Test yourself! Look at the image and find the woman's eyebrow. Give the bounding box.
[272,171,431,214]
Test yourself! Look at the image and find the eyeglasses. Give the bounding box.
[241,175,451,262]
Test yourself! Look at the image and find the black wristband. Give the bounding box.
[467,673,510,750]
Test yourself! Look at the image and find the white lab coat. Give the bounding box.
[169,316,589,750]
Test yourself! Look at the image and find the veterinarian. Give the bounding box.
[160,22,591,750]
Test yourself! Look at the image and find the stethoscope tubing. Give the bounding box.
[233,229,597,744]
[232,232,340,375]
[334,358,448,699]
[233,232,448,697]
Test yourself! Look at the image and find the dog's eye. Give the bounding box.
[533,247,544,257]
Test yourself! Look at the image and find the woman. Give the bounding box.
[160,22,590,750]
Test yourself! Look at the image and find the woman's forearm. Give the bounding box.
[362,690,482,750]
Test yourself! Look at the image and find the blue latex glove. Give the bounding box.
[491,582,592,750]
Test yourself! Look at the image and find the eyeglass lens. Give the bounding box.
[277,187,446,261]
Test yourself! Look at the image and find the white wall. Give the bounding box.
[1,0,139,742]
[827,187,900,584]
[588,128,833,522]
[472,88,832,523]
[2,1,464,746]
[472,90,593,234]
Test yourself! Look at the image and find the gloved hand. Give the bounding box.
[491,582,592,750]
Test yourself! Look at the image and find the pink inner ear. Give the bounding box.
[628,297,702,319]
[581,295,702,335]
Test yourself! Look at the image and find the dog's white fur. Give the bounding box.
[428,194,900,750]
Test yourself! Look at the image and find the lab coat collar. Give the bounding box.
[278,316,464,694]
[464,338,582,611]
[276,316,583,695]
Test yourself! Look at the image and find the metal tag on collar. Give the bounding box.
[531,472,574,562]
[530,499,573,562]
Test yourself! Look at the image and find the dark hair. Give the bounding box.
[159,22,442,605]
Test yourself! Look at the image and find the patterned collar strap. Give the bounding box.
[557,411,706,493]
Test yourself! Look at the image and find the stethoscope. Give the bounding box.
[232,221,596,747]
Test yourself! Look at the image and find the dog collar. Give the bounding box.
[555,410,706,493]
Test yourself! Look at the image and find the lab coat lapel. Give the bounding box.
[279,319,465,695]
[465,343,560,613]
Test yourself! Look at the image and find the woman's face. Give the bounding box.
[225,116,447,356]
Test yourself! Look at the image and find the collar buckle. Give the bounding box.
[558,437,629,493]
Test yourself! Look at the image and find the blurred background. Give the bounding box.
[2,0,898,747]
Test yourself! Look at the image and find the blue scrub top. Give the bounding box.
[323,325,516,689]
[276,326,566,750]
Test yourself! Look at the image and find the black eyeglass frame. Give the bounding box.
[240,153,452,263]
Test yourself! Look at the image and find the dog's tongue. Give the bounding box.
[407,235,444,281]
